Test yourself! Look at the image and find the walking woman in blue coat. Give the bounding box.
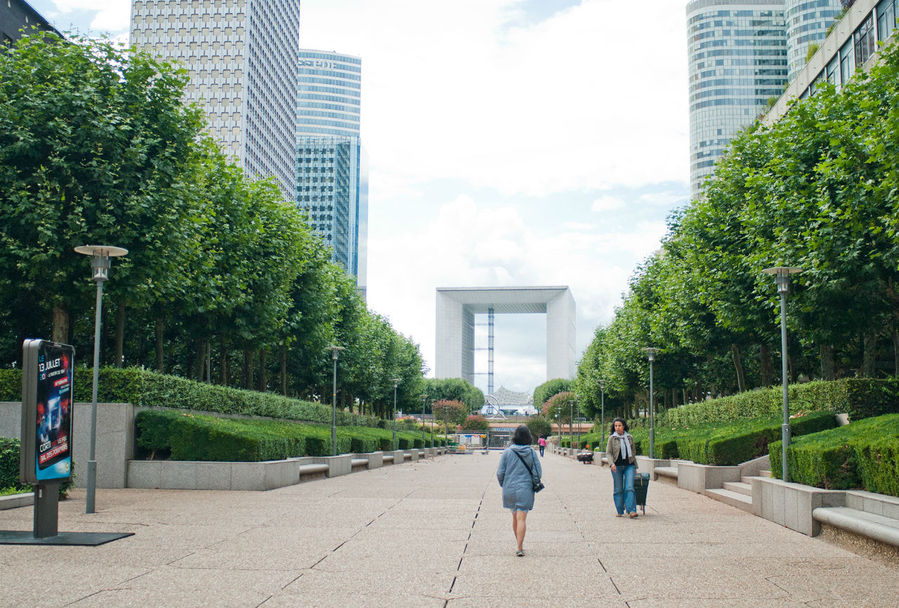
[496,425,542,556]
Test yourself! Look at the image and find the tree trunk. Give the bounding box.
[731,344,746,393]
[280,346,288,396]
[257,349,267,392]
[52,306,69,344]
[862,331,877,377]
[155,317,164,372]
[893,327,899,378]
[243,349,254,389]
[190,338,206,380]
[820,343,835,380]
[206,340,212,383]
[115,302,126,367]
[220,337,229,385]
[759,343,773,387]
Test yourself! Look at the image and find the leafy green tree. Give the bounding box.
[525,416,552,440]
[0,32,204,354]
[532,378,571,408]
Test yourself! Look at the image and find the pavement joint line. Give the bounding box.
[597,557,608,573]
[254,594,273,607]
[281,571,305,589]
[609,576,622,595]
[65,588,103,607]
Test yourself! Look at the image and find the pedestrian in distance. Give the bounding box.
[537,435,546,456]
[496,425,542,556]
[606,417,638,518]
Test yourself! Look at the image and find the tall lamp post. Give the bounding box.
[326,345,345,457]
[391,377,401,451]
[421,395,427,446]
[763,266,802,482]
[555,410,560,449]
[599,378,606,446]
[576,397,581,448]
[644,347,658,459]
[568,398,573,449]
[75,245,128,514]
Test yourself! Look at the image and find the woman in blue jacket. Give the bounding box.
[496,425,542,556]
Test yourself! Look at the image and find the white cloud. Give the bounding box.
[39,0,130,37]
[591,195,624,212]
[366,194,668,391]
[300,0,690,197]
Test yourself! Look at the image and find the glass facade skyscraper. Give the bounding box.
[785,0,844,80]
[130,0,301,200]
[687,0,788,199]
[296,50,368,295]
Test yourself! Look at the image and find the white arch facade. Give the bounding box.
[435,286,576,385]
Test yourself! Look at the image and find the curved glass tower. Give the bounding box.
[785,0,844,80]
[296,50,367,295]
[686,0,788,199]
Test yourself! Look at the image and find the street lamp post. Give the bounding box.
[74,245,128,514]
[599,378,606,446]
[555,411,560,449]
[645,347,658,459]
[763,266,802,482]
[569,398,573,449]
[576,397,581,448]
[326,345,345,457]
[391,378,401,451]
[421,395,427,447]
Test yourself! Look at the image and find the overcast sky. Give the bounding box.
[29,0,691,396]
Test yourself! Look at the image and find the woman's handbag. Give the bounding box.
[513,450,544,492]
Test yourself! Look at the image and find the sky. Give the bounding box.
[28,0,691,396]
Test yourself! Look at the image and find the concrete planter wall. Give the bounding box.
[1,401,446,492]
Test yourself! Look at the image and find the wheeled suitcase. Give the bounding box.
[634,473,650,514]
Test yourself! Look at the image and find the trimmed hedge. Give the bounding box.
[0,367,379,428]
[660,378,899,428]
[0,437,21,490]
[769,414,899,496]
[135,409,430,461]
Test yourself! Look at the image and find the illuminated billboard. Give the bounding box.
[20,339,75,484]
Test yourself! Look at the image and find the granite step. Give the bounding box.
[723,480,752,497]
[706,487,753,512]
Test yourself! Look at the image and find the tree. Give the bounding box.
[433,399,467,432]
[533,378,571,409]
[462,415,489,431]
[525,416,552,440]
[0,32,204,352]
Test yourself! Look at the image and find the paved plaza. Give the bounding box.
[0,451,896,607]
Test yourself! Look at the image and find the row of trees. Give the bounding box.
[574,39,899,421]
[0,32,426,417]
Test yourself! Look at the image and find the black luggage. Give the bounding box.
[634,473,650,514]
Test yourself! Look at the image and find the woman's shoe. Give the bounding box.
[615,513,623,517]
[628,512,638,518]
[515,549,524,557]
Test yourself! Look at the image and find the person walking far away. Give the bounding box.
[496,425,542,556]
[537,435,546,456]
[606,417,638,518]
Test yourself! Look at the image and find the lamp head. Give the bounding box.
[74,245,128,283]
[644,347,658,362]
[325,345,345,360]
[762,266,802,295]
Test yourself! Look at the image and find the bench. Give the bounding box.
[382,454,394,465]
[298,463,329,481]
[351,458,369,471]
[813,507,899,547]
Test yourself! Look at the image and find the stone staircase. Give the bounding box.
[705,470,770,513]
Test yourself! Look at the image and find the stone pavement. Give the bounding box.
[0,451,896,608]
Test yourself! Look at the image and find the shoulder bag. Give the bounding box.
[513,449,545,493]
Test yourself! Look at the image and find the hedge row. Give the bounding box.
[0,437,73,496]
[0,367,380,428]
[659,378,899,428]
[575,412,836,466]
[768,413,899,496]
[135,409,445,462]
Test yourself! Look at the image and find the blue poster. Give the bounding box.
[34,343,74,481]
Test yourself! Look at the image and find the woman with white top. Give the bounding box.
[605,417,638,518]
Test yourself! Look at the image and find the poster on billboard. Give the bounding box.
[20,339,75,484]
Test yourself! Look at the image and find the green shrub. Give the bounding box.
[0,437,22,490]
[661,379,899,428]
[854,439,899,497]
[1,367,381,428]
[770,414,899,493]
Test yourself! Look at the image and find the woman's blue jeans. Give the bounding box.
[611,463,636,514]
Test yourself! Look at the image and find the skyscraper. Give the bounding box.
[129,0,301,200]
[1,0,61,43]
[785,0,844,80]
[686,1,789,199]
[296,50,367,294]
